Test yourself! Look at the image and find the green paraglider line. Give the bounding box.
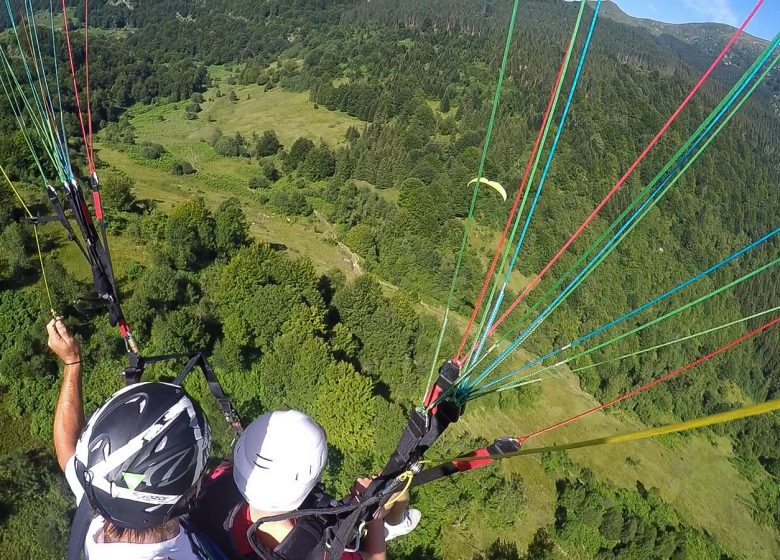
[423,0,522,404]
[479,0,767,346]
[465,42,780,393]
[460,0,592,377]
[487,32,780,355]
[2,0,64,175]
[467,256,780,400]
[483,305,780,394]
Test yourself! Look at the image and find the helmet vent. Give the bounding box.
[253,454,272,469]
[126,395,147,414]
[155,436,168,453]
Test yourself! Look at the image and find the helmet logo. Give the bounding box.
[122,472,145,491]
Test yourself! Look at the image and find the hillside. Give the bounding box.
[597,1,780,104]
[597,0,768,50]
[0,1,779,559]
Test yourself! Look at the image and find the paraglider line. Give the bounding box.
[455,41,572,363]
[485,0,766,337]
[424,0,522,403]
[470,0,602,366]
[519,316,780,443]
[469,42,780,387]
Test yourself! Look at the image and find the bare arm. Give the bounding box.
[348,478,387,560]
[48,318,84,472]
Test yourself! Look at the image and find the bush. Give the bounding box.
[139,142,166,160]
[249,175,270,189]
[255,130,281,157]
[192,126,222,146]
[270,189,311,216]
[261,160,280,182]
[214,133,248,157]
[170,160,196,175]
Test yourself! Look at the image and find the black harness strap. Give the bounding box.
[44,183,88,260]
[248,486,339,560]
[174,352,244,434]
[59,179,122,326]
[66,499,93,560]
[122,351,242,433]
[253,361,464,560]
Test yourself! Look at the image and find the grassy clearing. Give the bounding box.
[130,80,363,153]
[95,147,360,279]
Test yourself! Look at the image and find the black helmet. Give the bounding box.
[73,382,211,529]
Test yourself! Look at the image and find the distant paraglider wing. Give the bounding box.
[468,177,507,202]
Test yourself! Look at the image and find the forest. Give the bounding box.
[0,0,778,558]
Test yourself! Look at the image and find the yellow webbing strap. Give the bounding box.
[437,398,780,464]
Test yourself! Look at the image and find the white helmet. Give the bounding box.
[233,410,327,512]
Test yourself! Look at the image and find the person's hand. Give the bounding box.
[47,317,81,365]
[348,477,374,502]
[348,477,390,521]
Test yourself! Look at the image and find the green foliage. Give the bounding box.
[148,305,213,355]
[162,197,216,269]
[211,244,325,359]
[214,198,250,258]
[249,175,270,189]
[345,224,377,260]
[311,362,376,455]
[269,187,312,216]
[0,450,70,559]
[0,186,14,229]
[549,475,730,560]
[255,130,281,157]
[300,142,336,180]
[99,169,137,212]
[170,160,196,175]
[284,137,315,172]
[102,116,136,145]
[138,141,166,160]
[0,222,34,281]
[751,476,780,528]
[345,125,361,143]
[214,132,249,157]
[261,159,280,182]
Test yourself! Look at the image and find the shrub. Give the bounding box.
[170,160,196,175]
[249,175,270,189]
[139,142,166,160]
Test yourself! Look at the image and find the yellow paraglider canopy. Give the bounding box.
[468,177,507,202]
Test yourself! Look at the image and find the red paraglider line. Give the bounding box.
[61,0,94,174]
[84,0,94,171]
[455,44,572,362]
[519,316,780,443]
[486,0,765,338]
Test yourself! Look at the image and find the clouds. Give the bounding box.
[682,0,739,26]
